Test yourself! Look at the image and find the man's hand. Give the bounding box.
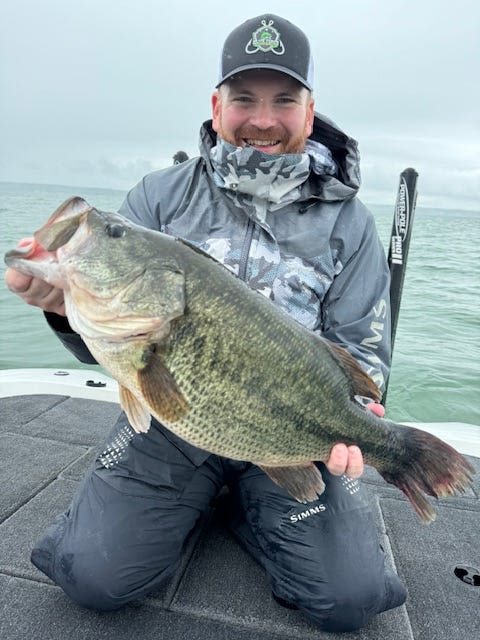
[326,443,364,478]
[325,402,385,477]
[5,268,66,316]
[365,402,385,418]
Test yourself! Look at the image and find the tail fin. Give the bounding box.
[379,425,475,524]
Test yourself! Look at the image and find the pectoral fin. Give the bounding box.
[137,346,189,424]
[260,462,325,503]
[119,385,151,433]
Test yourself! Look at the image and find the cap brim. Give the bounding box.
[216,64,313,91]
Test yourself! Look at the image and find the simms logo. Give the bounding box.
[360,298,388,389]
[391,178,410,266]
[290,504,326,523]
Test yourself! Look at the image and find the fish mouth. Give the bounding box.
[34,197,91,252]
[5,240,39,264]
[5,197,91,265]
[4,238,61,279]
[4,197,92,285]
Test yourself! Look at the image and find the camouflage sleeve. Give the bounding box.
[320,216,391,394]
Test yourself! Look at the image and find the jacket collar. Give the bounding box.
[199,113,361,202]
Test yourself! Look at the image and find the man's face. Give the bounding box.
[211,70,314,154]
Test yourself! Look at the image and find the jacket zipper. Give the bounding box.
[238,218,255,281]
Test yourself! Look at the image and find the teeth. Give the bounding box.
[245,139,280,146]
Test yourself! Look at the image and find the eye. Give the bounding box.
[276,97,295,104]
[233,96,254,103]
[105,223,126,238]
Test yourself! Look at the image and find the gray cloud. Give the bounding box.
[1,0,478,209]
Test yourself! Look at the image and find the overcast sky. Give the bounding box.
[1,0,479,210]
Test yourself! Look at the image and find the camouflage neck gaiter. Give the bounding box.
[210,137,337,210]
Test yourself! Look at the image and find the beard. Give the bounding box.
[216,122,309,155]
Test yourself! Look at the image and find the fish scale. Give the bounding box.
[162,270,346,461]
[146,249,415,467]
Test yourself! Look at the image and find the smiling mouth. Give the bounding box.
[243,138,281,147]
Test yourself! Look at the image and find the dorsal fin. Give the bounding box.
[174,236,229,267]
[324,339,382,403]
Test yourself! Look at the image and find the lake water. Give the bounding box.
[1,181,479,426]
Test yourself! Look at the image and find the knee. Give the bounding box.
[282,591,373,633]
[58,562,133,611]
[288,573,405,633]
[33,546,176,612]
[307,595,375,633]
[59,556,180,611]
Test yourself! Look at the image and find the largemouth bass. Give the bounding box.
[5,197,474,524]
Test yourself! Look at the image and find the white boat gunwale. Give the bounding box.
[1,367,479,458]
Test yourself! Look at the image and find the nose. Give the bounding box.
[248,101,278,129]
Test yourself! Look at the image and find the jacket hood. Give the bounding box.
[198,112,361,203]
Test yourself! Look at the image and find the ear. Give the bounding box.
[305,97,315,137]
[211,91,221,133]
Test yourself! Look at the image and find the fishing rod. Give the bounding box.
[383,167,419,403]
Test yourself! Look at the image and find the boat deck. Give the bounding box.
[1,392,479,640]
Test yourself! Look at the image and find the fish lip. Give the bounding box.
[4,241,64,286]
[4,244,35,264]
[28,197,92,253]
[34,210,89,253]
[4,239,59,272]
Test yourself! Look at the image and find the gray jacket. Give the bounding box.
[117,114,391,392]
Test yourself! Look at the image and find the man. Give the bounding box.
[172,150,189,164]
[5,14,406,633]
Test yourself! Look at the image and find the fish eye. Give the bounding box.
[105,223,126,238]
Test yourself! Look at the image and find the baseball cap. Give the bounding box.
[217,15,314,91]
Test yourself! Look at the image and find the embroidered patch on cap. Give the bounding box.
[245,19,285,55]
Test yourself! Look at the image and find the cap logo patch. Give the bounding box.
[245,19,285,55]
